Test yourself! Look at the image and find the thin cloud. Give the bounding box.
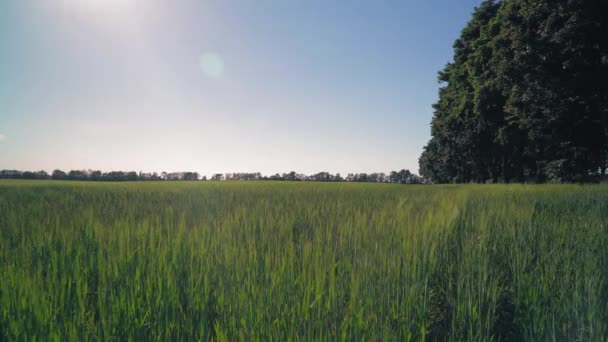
[0,133,6,141]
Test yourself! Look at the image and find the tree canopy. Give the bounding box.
[0,169,424,184]
[419,0,608,183]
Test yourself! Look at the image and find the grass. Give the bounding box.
[0,180,607,340]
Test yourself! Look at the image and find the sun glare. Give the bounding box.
[55,0,148,32]
[62,0,136,13]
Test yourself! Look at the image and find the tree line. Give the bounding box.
[419,0,608,183]
[0,169,425,184]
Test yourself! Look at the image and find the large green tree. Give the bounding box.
[420,0,608,183]
[420,1,504,184]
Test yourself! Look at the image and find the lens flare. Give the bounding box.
[199,53,224,80]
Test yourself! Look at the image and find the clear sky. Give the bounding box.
[1,0,483,176]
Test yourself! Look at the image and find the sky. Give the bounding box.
[0,0,483,176]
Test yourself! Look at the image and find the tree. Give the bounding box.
[90,170,102,181]
[21,171,36,179]
[52,170,68,180]
[310,172,333,182]
[419,0,608,183]
[68,170,88,181]
[494,0,608,181]
[354,173,368,182]
[183,172,200,181]
[282,171,298,181]
[105,171,128,181]
[419,1,503,184]
[126,172,139,181]
[35,171,50,179]
[0,169,426,183]
[0,170,22,179]
[398,169,412,184]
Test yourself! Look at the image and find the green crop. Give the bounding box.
[1,180,607,340]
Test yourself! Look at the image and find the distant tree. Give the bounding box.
[283,171,298,181]
[183,172,200,181]
[310,172,333,182]
[34,171,50,179]
[89,170,102,181]
[354,173,368,182]
[126,172,138,181]
[68,170,88,181]
[408,174,424,184]
[389,171,399,184]
[52,169,68,180]
[378,173,388,183]
[21,171,36,179]
[104,171,127,181]
[367,173,379,183]
[1,168,426,184]
[399,169,412,184]
[0,170,22,179]
[228,172,262,181]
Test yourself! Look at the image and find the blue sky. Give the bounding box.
[0,0,483,175]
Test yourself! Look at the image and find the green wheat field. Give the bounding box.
[1,180,607,341]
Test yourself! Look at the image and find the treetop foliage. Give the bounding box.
[0,169,425,184]
[419,0,608,183]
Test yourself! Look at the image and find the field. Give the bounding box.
[1,181,607,340]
